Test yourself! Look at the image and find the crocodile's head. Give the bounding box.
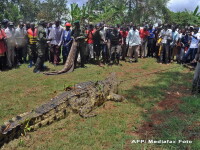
[106,72,119,94]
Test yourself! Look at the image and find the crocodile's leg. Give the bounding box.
[79,104,97,118]
[107,93,125,102]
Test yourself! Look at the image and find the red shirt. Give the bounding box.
[86,29,95,44]
[0,29,7,54]
[120,30,128,38]
[139,29,149,39]
[119,30,128,45]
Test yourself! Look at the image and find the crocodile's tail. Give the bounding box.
[44,41,77,75]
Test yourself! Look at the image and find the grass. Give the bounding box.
[1,58,200,150]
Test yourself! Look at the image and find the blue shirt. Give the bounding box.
[148,29,155,39]
[63,30,72,46]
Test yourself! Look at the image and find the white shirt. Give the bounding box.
[126,29,141,46]
[159,29,172,44]
[15,27,27,46]
[49,26,64,46]
[189,33,200,49]
[5,28,15,39]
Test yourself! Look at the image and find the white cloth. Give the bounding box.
[126,29,141,46]
[189,33,200,49]
[14,27,27,46]
[159,29,172,44]
[5,28,15,44]
[49,26,64,46]
[5,28,15,39]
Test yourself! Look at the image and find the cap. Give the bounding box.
[73,20,80,25]
[65,23,71,27]
[2,19,9,24]
[19,19,23,23]
[39,19,45,24]
[9,22,14,26]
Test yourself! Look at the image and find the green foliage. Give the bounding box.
[167,6,200,26]
[37,0,69,22]
[18,0,40,22]
[0,0,22,23]
[0,0,198,26]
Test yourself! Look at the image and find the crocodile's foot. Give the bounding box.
[107,93,125,102]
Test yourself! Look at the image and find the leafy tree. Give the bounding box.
[18,0,40,22]
[37,0,69,22]
[167,6,200,27]
[0,0,22,23]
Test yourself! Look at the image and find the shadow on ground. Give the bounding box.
[122,69,200,149]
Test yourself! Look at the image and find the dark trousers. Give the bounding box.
[183,48,198,63]
[94,43,101,57]
[168,45,174,63]
[28,44,37,64]
[16,46,24,64]
[34,44,45,72]
[147,38,155,57]
[160,43,170,64]
[0,56,6,70]
[75,42,85,68]
[62,44,72,63]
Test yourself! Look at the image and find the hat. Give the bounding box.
[73,20,80,25]
[2,19,9,24]
[39,19,45,24]
[65,23,71,27]
[19,19,23,23]
[9,22,14,26]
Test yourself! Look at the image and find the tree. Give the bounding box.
[37,0,69,22]
[166,5,200,27]
[0,0,22,23]
[18,0,40,22]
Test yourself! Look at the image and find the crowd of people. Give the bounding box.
[0,18,200,93]
[0,20,200,75]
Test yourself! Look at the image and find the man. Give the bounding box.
[179,29,190,63]
[139,26,149,58]
[85,24,95,63]
[147,25,156,57]
[62,22,72,64]
[109,26,122,65]
[94,24,104,66]
[33,20,50,73]
[126,25,141,63]
[0,23,7,71]
[120,26,128,60]
[191,43,200,94]
[15,22,27,65]
[47,22,53,63]
[5,21,15,68]
[183,27,200,63]
[2,19,9,30]
[23,21,31,63]
[49,19,64,65]
[159,24,172,64]
[27,22,37,68]
[71,20,86,68]
[169,26,179,63]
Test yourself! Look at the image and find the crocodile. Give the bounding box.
[44,40,77,75]
[0,73,125,147]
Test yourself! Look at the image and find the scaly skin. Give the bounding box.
[0,73,125,147]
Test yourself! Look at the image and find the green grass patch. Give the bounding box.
[1,59,199,150]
